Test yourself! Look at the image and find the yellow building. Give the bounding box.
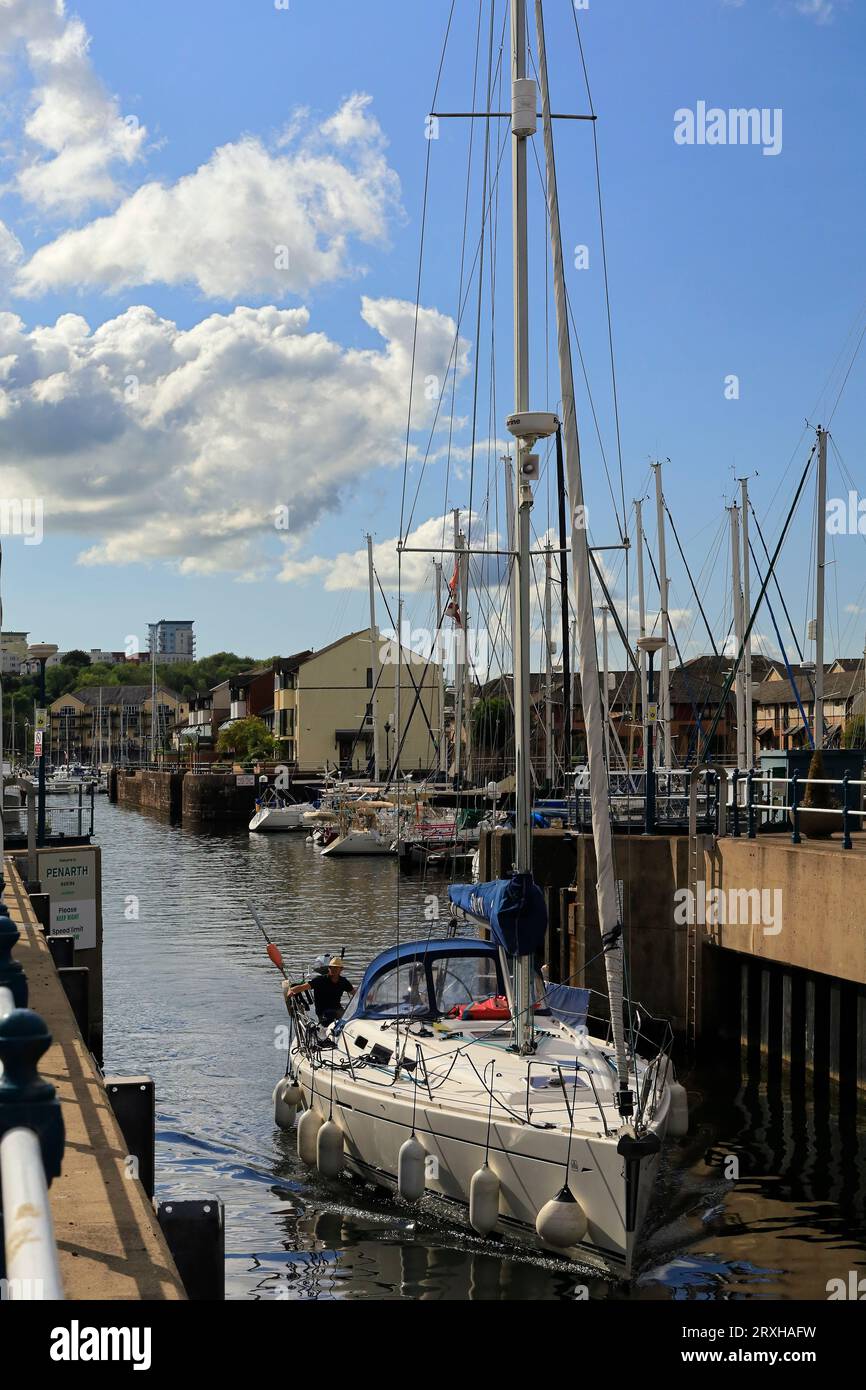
[50,685,180,765]
[273,628,442,775]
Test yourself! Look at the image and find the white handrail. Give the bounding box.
[0,1127,64,1299]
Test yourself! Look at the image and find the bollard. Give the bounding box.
[156,1199,225,1301]
[47,936,75,970]
[0,911,27,1009]
[57,967,90,1047]
[0,1009,65,1184]
[104,1077,155,1198]
[29,894,51,933]
[791,771,801,845]
[731,769,740,837]
[747,770,756,840]
[842,770,852,850]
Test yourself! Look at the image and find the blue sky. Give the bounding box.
[0,0,864,672]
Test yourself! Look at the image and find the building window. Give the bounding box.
[366,667,373,688]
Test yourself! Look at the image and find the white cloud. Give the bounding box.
[15,94,400,300]
[0,0,146,214]
[0,295,468,574]
[794,0,836,22]
[278,511,503,593]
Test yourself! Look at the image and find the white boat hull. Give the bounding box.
[320,829,395,857]
[292,1016,670,1276]
[249,803,314,832]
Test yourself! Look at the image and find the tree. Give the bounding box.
[215,716,275,760]
[471,696,509,750]
[843,714,864,748]
[64,650,91,669]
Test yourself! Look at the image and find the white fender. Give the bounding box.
[469,1164,500,1236]
[667,1080,689,1137]
[317,1119,345,1178]
[536,1185,587,1249]
[397,1134,426,1203]
[273,1077,301,1129]
[297,1106,323,1166]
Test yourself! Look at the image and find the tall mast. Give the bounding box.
[461,535,473,785]
[601,605,611,773]
[544,545,554,787]
[509,0,536,1056]
[652,462,672,768]
[366,535,381,782]
[452,516,467,787]
[729,505,746,767]
[434,561,447,775]
[815,427,828,749]
[535,0,630,1107]
[739,475,750,761]
[394,597,403,780]
[635,499,648,771]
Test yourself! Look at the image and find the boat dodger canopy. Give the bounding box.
[447,875,547,958]
[347,938,505,1022]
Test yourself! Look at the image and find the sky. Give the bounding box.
[0,0,864,673]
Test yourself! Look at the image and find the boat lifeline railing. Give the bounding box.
[724,769,865,848]
[0,913,65,1301]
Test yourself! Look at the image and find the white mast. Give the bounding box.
[434,561,447,775]
[535,0,630,1106]
[635,499,648,771]
[729,504,746,768]
[544,545,554,786]
[652,462,672,769]
[394,598,403,779]
[461,534,473,785]
[815,427,828,749]
[601,605,611,773]
[508,0,537,1056]
[452,511,465,785]
[366,534,381,782]
[739,477,753,767]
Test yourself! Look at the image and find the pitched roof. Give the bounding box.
[56,685,178,708]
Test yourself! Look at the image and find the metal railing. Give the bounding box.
[0,910,65,1300]
[725,769,864,849]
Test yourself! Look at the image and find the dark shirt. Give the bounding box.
[309,973,354,1019]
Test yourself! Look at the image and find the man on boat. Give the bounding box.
[283,957,355,1024]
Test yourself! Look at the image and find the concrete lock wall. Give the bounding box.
[706,837,866,988]
[181,773,257,824]
[115,769,183,818]
[479,827,866,1041]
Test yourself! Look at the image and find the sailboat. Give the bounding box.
[277,0,683,1277]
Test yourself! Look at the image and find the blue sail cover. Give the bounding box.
[447,874,548,957]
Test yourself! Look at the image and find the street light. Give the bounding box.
[637,636,666,835]
[27,643,59,848]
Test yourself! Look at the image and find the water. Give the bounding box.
[96,800,866,1300]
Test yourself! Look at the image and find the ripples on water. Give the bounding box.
[97,800,866,1300]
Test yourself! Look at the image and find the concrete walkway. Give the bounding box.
[4,858,185,1300]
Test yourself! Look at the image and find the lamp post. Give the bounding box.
[27,644,58,849]
[637,636,666,835]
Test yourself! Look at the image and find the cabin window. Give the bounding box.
[366,667,373,688]
[364,963,429,1017]
[430,955,501,1015]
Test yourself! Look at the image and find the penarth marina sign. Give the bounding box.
[37,847,98,950]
